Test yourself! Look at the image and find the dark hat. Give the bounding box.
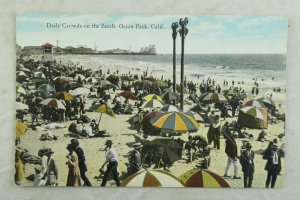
[44,148,54,155]
[70,139,79,147]
[105,140,112,146]
[66,143,75,151]
[132,143,143,149]
[245,142,252,148]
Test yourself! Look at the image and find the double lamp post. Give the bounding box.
[172,17,189,111]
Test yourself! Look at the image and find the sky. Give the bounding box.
[16,13,288,54]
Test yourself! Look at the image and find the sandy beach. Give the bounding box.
[16,53,285,188]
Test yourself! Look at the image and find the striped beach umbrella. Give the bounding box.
[143,94,164,103]
[141,99,164,109]
[121,169,184,187]
[40,98,66,110]
[160,105,181,112]
[240,106,264,120]
[179,169,230,188]
[150,112,199,132]
[53,92,74,101]
[89,103,116,126]
[201,93,229,103]
[243,99,266,108]
[257,97,276,108]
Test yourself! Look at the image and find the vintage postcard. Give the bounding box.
[15,13,287,188]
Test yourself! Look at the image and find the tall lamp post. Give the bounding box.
[179,17,189,111]
[171,22,178,106]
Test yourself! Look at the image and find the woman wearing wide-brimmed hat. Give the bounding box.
[66,144,81,186]
[44,148,58,186]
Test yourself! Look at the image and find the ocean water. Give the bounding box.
[57,54,286,87]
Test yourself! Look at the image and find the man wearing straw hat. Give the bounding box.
[99,140,120,187]
[127,143,142,176]
[240,142,255,188]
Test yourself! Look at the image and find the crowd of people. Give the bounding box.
[15,54,285,188]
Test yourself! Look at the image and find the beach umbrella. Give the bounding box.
[240,106,264,120]
[52,92,74,101]
[179,169,230,188]
[31,77,48,85]
[161,90,181,102]
[98,80,117,91]
[184,111,204,122]
[201,93,229,103]
[85,77,97,83]
[121,169,184,187]
[16,71,27,77]
[154,80,168,89]
[16,120,28,137]
[150,112,199,133]
[160,105,181,112]
[257,97,276,108]
[54,76,71,85]
[40,98,66,110]
[16,86,28,95]
[243,99,266,108]
[141,99,164,109]
[141,111,163,129]
[89,103,115,126]
[16,102,28,110]
[174,84,189,94]
[149,137,183,164]
[35,90,52,99]
[38,84,56,93]
[74,74,85,81]
[143,94,163,102]
[69,87,90,96]
[145,77,156,82]
[133,80,152,88]
[33,72,46,78]
[106,74,119,85]
[119,91,137,100]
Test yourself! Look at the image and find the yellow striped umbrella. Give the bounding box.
[121,169,184,187]
[143,94,164,103]
[179,169,230,188]
[89,103,116,126]
[16,120,28,137]
[150,112,199,132]
[53,92,74,101]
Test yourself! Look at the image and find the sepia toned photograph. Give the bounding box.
[15,13,287,188]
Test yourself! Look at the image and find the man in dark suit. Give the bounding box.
[263,144,282,188]
[240,142,255,188]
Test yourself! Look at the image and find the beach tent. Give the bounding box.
[121,169,184,187]
[237,107,268,129]
[179,169,230,188]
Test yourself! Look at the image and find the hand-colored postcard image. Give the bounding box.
[15,13,287,188]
